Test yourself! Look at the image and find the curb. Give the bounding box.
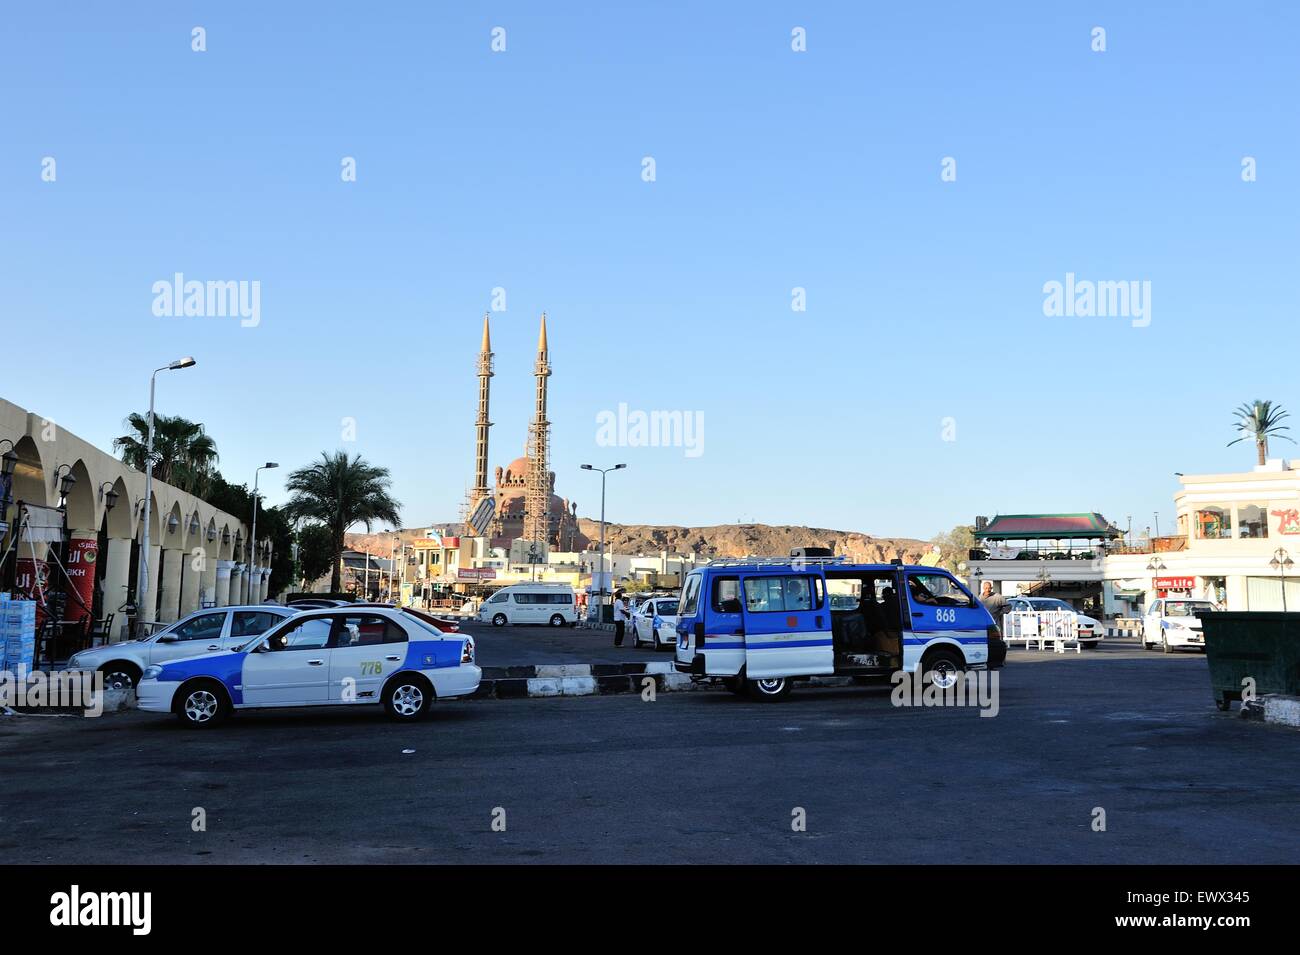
[474,661,709,699]
[1242,694,1300,728]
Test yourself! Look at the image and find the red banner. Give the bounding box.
[64,538,99,617]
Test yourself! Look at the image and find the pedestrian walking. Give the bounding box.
[613,590,631,646]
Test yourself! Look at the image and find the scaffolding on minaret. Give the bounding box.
[522,312,551,547]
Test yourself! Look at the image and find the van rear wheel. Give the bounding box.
[746,677,791,701]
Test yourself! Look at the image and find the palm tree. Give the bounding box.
[282,451,402,592]
[113,413,220,495]
[1228,399,1294,466]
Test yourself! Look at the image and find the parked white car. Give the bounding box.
[64,605,300,689]
[478,583,577,627]
[1005,597,1105,649]
[1142,598,1217,652]
[631,595,680,650]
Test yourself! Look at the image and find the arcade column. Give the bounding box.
[159,548,184,623]
[101,537,134,640]
[138,544,162,626]
[200,553,218,609]
[179,550,202,617]
[215,560,233,607]
[64,529,99,623]
[233,563,247,604]
[260,568,271,602]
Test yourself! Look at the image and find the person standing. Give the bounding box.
[613,590,631,646]
[979,580,1008,627]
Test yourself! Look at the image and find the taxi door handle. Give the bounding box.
[385,655,401,661]
[734,627,745,635]
[307,659,324,666]
[912,612,924,618]
[206,644,221,651]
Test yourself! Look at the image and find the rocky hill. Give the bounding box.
[573,520,928,563]
[347,523,929,564]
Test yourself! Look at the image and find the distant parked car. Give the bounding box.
[64,605,299,689]
[631,596,680,650]
[1006,597,1105,649]
[1142,598,1217,653]
[353,603,460,633]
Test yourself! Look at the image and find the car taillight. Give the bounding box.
[461,638,475,664]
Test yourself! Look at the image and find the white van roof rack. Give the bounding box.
[705,555,850,568]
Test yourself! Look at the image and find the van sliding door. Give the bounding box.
[739,571,834,680]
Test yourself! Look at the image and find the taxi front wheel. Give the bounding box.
[384,677,432,721]
[176,681,229,729]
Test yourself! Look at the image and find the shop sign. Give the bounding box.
[1154,576,1195,590]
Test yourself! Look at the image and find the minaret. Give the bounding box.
[470,312,494,518]
[522,312,552,547]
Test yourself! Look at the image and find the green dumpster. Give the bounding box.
[1198,612,1300,711]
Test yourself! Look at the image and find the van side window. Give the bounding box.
[743,576,814,613]
[680,575,702,616]
[907,573,973,608]
[712,576,741,613]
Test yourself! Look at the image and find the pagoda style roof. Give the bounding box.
[974,513,1121,540]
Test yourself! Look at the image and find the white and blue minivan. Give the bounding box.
[670,557,1006,700]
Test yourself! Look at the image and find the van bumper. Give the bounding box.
[675,654,707,676]
[988,637,1008,669]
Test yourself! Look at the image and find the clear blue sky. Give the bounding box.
[2,2,1296,540]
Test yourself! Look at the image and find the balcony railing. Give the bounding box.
[968,536,1187,561]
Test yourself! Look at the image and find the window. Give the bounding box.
[906,573,974,608]
[232,611,281,638]
[711,576,741,613]
[1195,506,1232,539]
[680,575,702,616]
[1164,601,1216,617]
[742,576,815,613]
[656,599,678,615]
[827,579,861,611]
[170,612,226,641]
[333,615,407,647]
[268,617,332,651]
[1237,504,1268,539]
[487,591,507,604]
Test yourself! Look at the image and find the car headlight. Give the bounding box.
[67,652,85,668]
[141,665,164,682]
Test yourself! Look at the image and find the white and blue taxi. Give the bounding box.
[136,606,480,727]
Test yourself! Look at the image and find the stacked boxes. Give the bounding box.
[1,596,38,674]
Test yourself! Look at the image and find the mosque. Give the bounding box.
[468,313,587,554]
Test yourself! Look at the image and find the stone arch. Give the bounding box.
[102,476,134,540]
[162,500,184,547]
[9,435,49,508]
[61,458,96,535]
[217,521,234,560]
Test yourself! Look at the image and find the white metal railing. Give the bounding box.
[1002,610,1080,654]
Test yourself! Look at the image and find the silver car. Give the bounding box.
[65,605,299,689]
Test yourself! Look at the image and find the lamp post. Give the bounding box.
[1269,548,1294,612]
[135,357,196,621]
[248,462,278,604]
[580,463,625,619]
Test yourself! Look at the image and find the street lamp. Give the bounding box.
[135,357,196,621]
[52,464,77,509]
[249,462,278,602]
[1269,548,1294,612]
[97,482,119,513]
[580,463,626,617]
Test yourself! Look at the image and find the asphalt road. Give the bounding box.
[3,643,1298,864]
